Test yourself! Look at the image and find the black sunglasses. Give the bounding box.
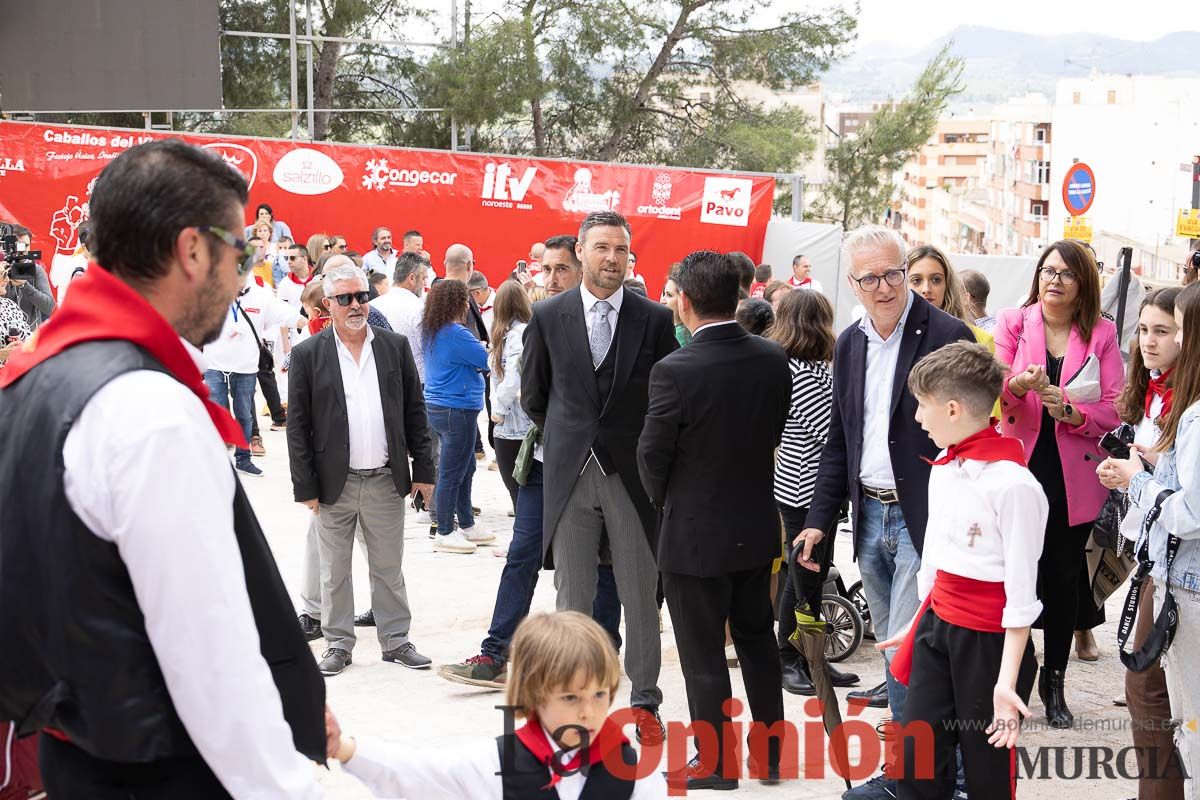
[330,291,370,307]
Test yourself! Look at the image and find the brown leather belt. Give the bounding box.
[861,484,900,504]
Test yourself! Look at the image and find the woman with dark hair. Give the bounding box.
[243,202,293,243]
[735,298,774,336]
[1100,282,1200,796]
[422,280,493,555]
[489,281,534,512]
[660,265,691,347]
[994,239,1124,728]
[768,289,857,693]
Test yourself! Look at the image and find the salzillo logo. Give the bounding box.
[481,163,536,209]
[700,176,753,227]
[636,172,682,220]
[273,148,343,196]
[0,157,26,178]
[362,158,458,192]
[201,143,258,190]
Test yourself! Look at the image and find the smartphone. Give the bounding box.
[516,260,528,273]
[1098,431,1131,461]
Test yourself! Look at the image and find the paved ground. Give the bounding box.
[244,419,1142,798]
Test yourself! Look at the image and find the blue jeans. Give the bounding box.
[480,461,622,663]
[425,405,478,533]
[856,495,921,720]
[205,370,256,467]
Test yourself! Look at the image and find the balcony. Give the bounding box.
[1016,144,1045,161]
[1015,181,1048,201]
[1014,217,1043,238]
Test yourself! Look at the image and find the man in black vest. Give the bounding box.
[0,140,327,796]
[521,210,678,744]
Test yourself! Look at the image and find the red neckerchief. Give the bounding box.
[922,422,1026,467]
[1146,368,1174,419]
[514,714,628,789]
[287,272,313,286]
[307,316,331,336]
[0,264,247,447]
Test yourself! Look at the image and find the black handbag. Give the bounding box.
[1117,490,1180,672]
[236,300,274,372]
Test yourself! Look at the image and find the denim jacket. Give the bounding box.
[1129,400,1200,593]
[491,322,533,441]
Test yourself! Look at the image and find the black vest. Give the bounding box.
[0,340,326,764]
[589,319,622,473]
[496,733,637,800]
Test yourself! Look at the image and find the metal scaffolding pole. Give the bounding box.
[306,0,315,139]
[288,2,299,140]
[449,0,458,151]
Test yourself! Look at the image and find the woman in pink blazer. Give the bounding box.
[994,239,1123,730]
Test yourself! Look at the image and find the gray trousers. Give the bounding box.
[317,470,412,652]
[300,518,364,618]
[553,459,662,708]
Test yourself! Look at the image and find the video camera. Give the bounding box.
[0,224,41,282]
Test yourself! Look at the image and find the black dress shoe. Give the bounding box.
[354,609,376,627]
[847,681,889,709]
[782,661,815,696]
[746,753,781,785]
[318,648,352,676]
[297,613,322,642]
[664,755,738,791]
[1038,666,1073,729]
[826,662,860,687]
[382,642,432,669]
[634,706,665,746]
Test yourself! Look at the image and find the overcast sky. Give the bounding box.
[833,0,1183,46]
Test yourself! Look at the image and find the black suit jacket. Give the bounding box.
[804,291,973,557]
[287,326,435,505]
[638,323,791,577]
[521,286,678,565]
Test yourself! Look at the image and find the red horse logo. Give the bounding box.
[719,187,740,202]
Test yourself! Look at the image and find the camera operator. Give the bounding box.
[0,225,56,329]
[0,264,32,365]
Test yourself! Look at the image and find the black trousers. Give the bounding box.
[250,363,286,438]
[776,503,834,662]
[663,564,785,772]
[39,735,231,799]
[493,437,522,510]
[1034,499,1093,671]
[898,609,1037,800]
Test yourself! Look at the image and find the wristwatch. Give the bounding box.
[1062,403,1075,421]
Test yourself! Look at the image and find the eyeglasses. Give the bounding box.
[330,291,371,307]
[850,266,907,292]
[198,225,256,277]
[1038,267,1078,286]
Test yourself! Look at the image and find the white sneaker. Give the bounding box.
[432,531,477,554]
[460,524,496,545]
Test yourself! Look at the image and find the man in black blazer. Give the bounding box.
[521,210,677,741]
[795,225,972,799]
[638,251,790,790]
[288,264,435,677]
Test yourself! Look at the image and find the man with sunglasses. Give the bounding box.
[0,140,328,795]
[277,244,315,309]
[795,225,973,800]
[287,264,435,677]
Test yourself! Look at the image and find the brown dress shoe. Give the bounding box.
[250,435,266,457]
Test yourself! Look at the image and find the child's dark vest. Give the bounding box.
[496,732,638,799]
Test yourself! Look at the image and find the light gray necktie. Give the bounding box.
[590,300,612,368]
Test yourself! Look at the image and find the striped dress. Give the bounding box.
[773,358,833,509]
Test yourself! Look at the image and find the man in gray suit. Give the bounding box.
[287,263,435,677]
[521,210,678,743]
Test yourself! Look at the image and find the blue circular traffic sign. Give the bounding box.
[1062,163,1095,216]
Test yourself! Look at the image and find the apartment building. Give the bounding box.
[897,118,990,248]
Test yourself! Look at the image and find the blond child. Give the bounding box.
[331,611,667,799]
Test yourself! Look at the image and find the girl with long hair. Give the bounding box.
[489,281,534,511]
[906,245,994,351]
[1100,282,1200,797]
[421,280,493,555]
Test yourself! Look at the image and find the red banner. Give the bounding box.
[0,121,774,297]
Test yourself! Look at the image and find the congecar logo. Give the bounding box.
[361,158,458,191]
[201,143,258,189]
[700,177,753,227]
[272,148,343,195]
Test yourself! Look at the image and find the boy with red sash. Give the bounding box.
[880,342,1048,799]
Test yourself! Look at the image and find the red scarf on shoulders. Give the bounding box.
[921,423,1026,467]
[0,264,246,447]
[514,715,628,789]
[1146,368,1174,420]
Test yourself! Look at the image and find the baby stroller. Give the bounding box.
[821,565,871,662]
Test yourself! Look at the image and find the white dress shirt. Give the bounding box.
[62,338,325,799]
[370,287,425,381]
[693,319,739,336]
[857,291,914,489]
[917,455,1049,628]
[580,283,624,365]
[333,326,389,469]
[344,729,667,800]
[204,281,301,374]
[361,248,397,276]
[788,275,825,294]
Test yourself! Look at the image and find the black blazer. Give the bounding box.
[287,326,435,505]
[804,292,973,557]
[638,323,791,577]
[521,286,678,565]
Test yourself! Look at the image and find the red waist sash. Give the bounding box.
[890,570,1006,686]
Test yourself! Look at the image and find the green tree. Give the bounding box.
[814,43,965,230]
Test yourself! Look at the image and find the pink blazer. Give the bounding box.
[994,303,1124,526]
